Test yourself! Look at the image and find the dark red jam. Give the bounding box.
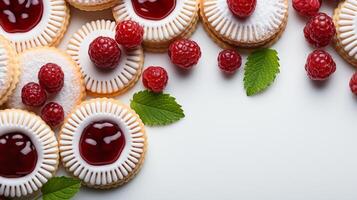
[79,120,126,166]
[0,0,44,33]
[0,132,38,178]
[131,0,176,20]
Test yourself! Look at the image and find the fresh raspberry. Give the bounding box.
[88,36,121,70]
[142,66,168,93]
[218,49,242,74]
[227,0,256,18]
[305,50,336,80]
[21,82,47,107]
[349,73,357,95]
[168,39,201,69]
[304,12,336,48]
[292,0,321,17]
[41,102,64,127]
[115,20,144,49]
[38,63,64,93]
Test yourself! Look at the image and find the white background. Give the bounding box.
[56,1,357,200]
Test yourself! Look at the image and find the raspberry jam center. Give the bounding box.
[0,0,44,33]
[0,132,38,178]
[131,0,176,20]
[79,120,126,166]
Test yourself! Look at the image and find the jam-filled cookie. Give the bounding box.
[200,0,289,48]
[7,47,85,126]
[0,36,19,106]
[67,20,144,96]
[0,0,70,52]
[0,109,59,198]
[66,0,118,11]
[112,0,199,52]
[334,0,357,67]
[59,98,147,189]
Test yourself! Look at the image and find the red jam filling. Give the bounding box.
[0,132,38,178]
[131,0,176,20]
[79,120,126,166]
[0,0,44,33]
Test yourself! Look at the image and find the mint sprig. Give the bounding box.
[244,48,280,96]
[41,176,81,200]
[131,90,185,126]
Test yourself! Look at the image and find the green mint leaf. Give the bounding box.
[42,176,81,200]
[131,90,185,126]
[244,48,280,96]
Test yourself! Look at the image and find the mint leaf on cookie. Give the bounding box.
[244,48,280,96]
[131,90,185,126]
[42,176,81,200]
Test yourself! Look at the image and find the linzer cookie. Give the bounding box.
[0,0,70,52]
[334,0,357,67]
[112,0,199,52]
[200,0,289,48]
[59,98,147,189]
[0,36,19,106]
[67,20,144,96]
[7,47,85,127]
[0,109,59,198]
[66,0,118,11]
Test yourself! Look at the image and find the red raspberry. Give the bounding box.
[304,12,336,48]
[115,20,144,49]
[21,82,47,107]
[88,36,121,70]
[305,50,336,80]
[168,39,201,69]
[227,0,256,18]
[38,63,64,93]
[349,73,357,95]
[218,49,242,74]
[41,102,64,127]
[292,0,321,17]
[142,66,168,93]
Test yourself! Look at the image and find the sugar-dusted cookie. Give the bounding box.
[59,98,147,189]
[112,0,199,52]
[0,0,70,52]
[0,109,59,198]
[67,20,144,96]
[66,0,118,11]
[200,0,289,48]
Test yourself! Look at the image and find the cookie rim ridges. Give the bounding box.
[59,98,147,188]
[200,0,288,47]
[0,109,59,198]
[0,0,70,53]
[112,0,199,43]
[66,0,118,11]
[67,20,144,96]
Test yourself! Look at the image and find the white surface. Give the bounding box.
[57,1,357,200]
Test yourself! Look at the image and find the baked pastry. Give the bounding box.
[67,20,144,96]
[0,35,20,106]
[0,109,59,198]
[112,0,199,52]
[0,0,70,52]
[59,98,147,189]
[66,0,119,11]
[334,0,357,67]
[7,47,85,124]
[200,0,289,48]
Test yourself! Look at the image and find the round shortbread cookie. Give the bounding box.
[112,0,199,51]
[66,0,118,11]
[59,98,147,189]
[7,47,85,124]
[334,0,357,67]
[0,109,59,198]
[67,20,144,96]
[0,0,70,53]
[0,36,19,106]
[200,0,288,48]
